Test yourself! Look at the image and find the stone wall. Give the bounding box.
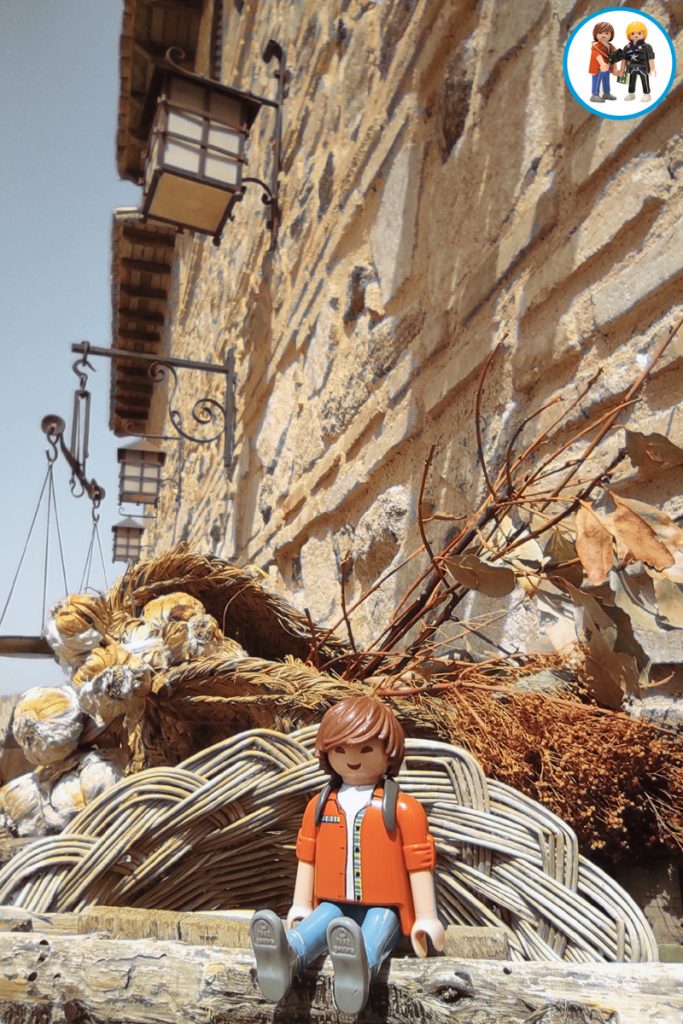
[145,0,683,652]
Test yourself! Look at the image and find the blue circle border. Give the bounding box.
[563,6,676,120]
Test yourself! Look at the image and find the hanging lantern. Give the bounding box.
[112,518,145,564]
[117,439,166,506]
[141,64,263,237]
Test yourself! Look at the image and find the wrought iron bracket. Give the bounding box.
[72,342,236,472]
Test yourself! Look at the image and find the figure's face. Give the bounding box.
[629,31,645,42]
[328,738,389,786]
[596,30,611,43]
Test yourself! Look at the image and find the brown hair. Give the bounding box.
[315,696,405,777]
[592,21,614,41]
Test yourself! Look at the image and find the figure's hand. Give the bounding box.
[286,903,313,929]
[410,916,446,958]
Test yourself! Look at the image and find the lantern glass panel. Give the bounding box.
[119,463,162,504]
[165,138,202,175]
[113,527,143,563]
[167,107,203,142]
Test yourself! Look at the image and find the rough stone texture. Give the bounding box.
[143,0,683,656]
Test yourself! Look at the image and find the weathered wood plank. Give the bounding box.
[0,931,680,1024]
[0,906,511,958]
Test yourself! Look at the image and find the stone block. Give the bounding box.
[351,485,412,585]
[370,143,422,306]
[591,218,683,330]
[255,364,298,471]
[479,0,548,88]
[299,533,340,624]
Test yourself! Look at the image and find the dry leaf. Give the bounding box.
[610,494,683,553]
[542,528,583,587]
[443,554,516,597]
[575,505,614,585]
[625,429,683,478]
[653,578,683,629]
[562,580,617,645]
[584,627,640,707]
[607,495,675,571]
[609,571,659,633]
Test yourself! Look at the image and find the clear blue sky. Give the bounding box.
[0,1,140,694]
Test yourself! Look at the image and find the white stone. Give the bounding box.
[370,143,421,306]
[255,363,298,470]
[299,533,340,624]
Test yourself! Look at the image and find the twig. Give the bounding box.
[338,553,357,655]
[475,342,503,500]
[303,607,321,669]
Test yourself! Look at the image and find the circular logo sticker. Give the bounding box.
[563,7,676,119]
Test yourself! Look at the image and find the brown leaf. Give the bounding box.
[607,495,675,571]
[443,554,516,597]
[610,571,659,633]
[575,505,614,586]
[542,528,583,586]
[653,578,683,629]
[610,494,683,553]
[562,580,618,645]
[625,429,683,479]
[584,627,640,707]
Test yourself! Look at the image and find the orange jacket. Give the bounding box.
[295,785,436,935]
[589,41,614,74]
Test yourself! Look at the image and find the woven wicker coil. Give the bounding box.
[0,726,657,963]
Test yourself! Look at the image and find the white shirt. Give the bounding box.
[337,784,375,899]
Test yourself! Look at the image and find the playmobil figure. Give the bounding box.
[250,695,445,1015]
[588,21,617,102]
[614,21,656,102]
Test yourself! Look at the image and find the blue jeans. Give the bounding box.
[592,70,611,95]
[286,902,401,979]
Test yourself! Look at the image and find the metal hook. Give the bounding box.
[72,341,96,390]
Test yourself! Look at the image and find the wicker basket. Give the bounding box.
[0,725,657,963]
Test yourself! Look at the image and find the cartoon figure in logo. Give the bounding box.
[588,21,617,103]
[250,695,445,1015]
[616,21,656,102]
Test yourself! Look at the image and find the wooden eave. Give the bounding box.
[109,208,177,436]
[118,0,205,183]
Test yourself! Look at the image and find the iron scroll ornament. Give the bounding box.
[136,360,227,446]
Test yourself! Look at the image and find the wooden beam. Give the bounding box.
[0,931,680,1024]
[143,0,204,12]
[121,227,176,250]
[116,329,162,344]
[121,256,172,275]
[120,284,169,301]
[118,308,166,325]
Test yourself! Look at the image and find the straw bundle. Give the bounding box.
[0,726,657,964]
[44,594,111,673]
[71,645,152,727]
[106,546,349,666]
[12,687,82,766]
[0,750,124,836]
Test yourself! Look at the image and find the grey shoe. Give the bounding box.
[326,917,371,1015]
[625,93,636,101]
[250,910,298,1002]
[602,93,617,100]
[590,94,604,103]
